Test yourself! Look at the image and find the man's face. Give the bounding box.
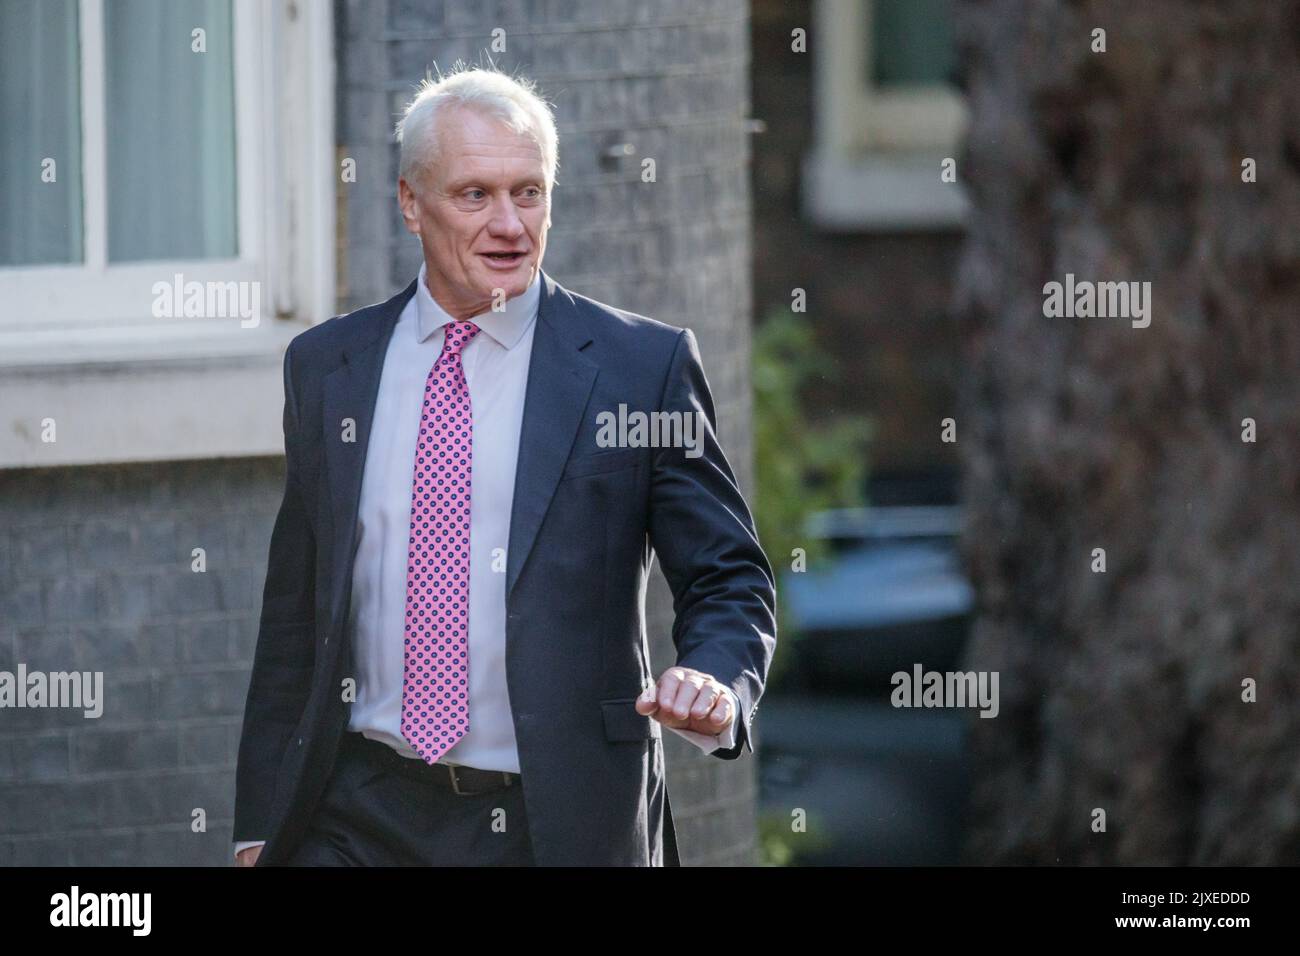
[398,105,551,321]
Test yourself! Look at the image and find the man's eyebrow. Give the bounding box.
[446,176,545,191]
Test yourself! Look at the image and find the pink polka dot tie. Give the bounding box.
[402,318,481,764]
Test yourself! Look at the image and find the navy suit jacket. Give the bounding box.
[234,270,777,865]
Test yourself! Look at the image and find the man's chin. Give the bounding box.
[474,263,534,297]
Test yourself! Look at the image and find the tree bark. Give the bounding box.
[954,0,1300,864]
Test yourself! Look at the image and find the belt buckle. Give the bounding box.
[445,763,467,795]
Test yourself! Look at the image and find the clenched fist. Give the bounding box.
[635,666,734,736]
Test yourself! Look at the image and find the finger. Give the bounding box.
[689,683,722,721]
[706,687,732,726]
[669,672,705,720]
[655,668,686,715]
[635,683,660,714]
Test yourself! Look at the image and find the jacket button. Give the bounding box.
[297,738,303,746]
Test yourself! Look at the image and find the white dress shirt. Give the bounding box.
[235,265,736,857]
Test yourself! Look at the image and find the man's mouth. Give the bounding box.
[481,251,526,263]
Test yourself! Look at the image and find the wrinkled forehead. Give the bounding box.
[430,105,547,181]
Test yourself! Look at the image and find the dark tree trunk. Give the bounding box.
[954,0,1300,864]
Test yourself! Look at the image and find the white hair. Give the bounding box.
[396,63,558,193]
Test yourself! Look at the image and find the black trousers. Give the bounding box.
[284,733,535,866]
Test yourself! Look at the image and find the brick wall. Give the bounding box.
[0,459,282,865]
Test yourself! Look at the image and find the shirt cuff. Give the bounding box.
[235,840,267,859]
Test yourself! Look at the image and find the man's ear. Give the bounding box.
[398,176,421,236]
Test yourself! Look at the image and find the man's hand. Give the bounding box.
[636,667,734,736]
[236,845,263,867]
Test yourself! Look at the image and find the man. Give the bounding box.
[233,65,776,866]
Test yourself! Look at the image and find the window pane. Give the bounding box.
[0,0,83,266]
[105,0,237,262]
[870,0,956,88]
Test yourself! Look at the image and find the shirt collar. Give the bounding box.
[413,260,541,351]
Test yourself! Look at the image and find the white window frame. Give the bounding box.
[804,0,970,231]
[0,0,335,469]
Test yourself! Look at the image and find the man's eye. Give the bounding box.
[466,189,486,200]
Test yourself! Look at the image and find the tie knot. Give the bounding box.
[442,320,481,357]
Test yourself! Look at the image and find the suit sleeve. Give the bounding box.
[233,341,318,841]
[647,328,777,760]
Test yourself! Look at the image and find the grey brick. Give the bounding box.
[154,670,247,721]
[387,0,447,32]
[70,518,131,569]
[227,514,275,564]
[96,572,153,625]
[10,836,71,865]
[164,768,236,822]
[11,734,71,781]
[72,623,175,670]
[0,580,43,629]
[75,727,179,775]
[95,774,166,828]
[176,618,234,666]
[63,777,110,829]
[173,513,232,570]
[68,828,151,866]
[227,618,259,662]
[45,573,98,624]
[179,723,230,768]
[12,524,69,575]
[149,569,221,616]
[71,516,179,570]
[13,626,75,671]
[0,783,76,835]
[97,672,154,724]
[226,722,243,764]
[174,826,227,866]
[0,691,91,733]
[444,0,530,30]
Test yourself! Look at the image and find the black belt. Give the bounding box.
[341,731,519,795]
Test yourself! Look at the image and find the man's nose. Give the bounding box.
[487,196,525,238]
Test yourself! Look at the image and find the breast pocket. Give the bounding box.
[560,448,643,481]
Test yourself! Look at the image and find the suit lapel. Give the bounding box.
[505,270,597,599]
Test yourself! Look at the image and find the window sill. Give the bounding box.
[0,320,307,470]
[802,149,970,232]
